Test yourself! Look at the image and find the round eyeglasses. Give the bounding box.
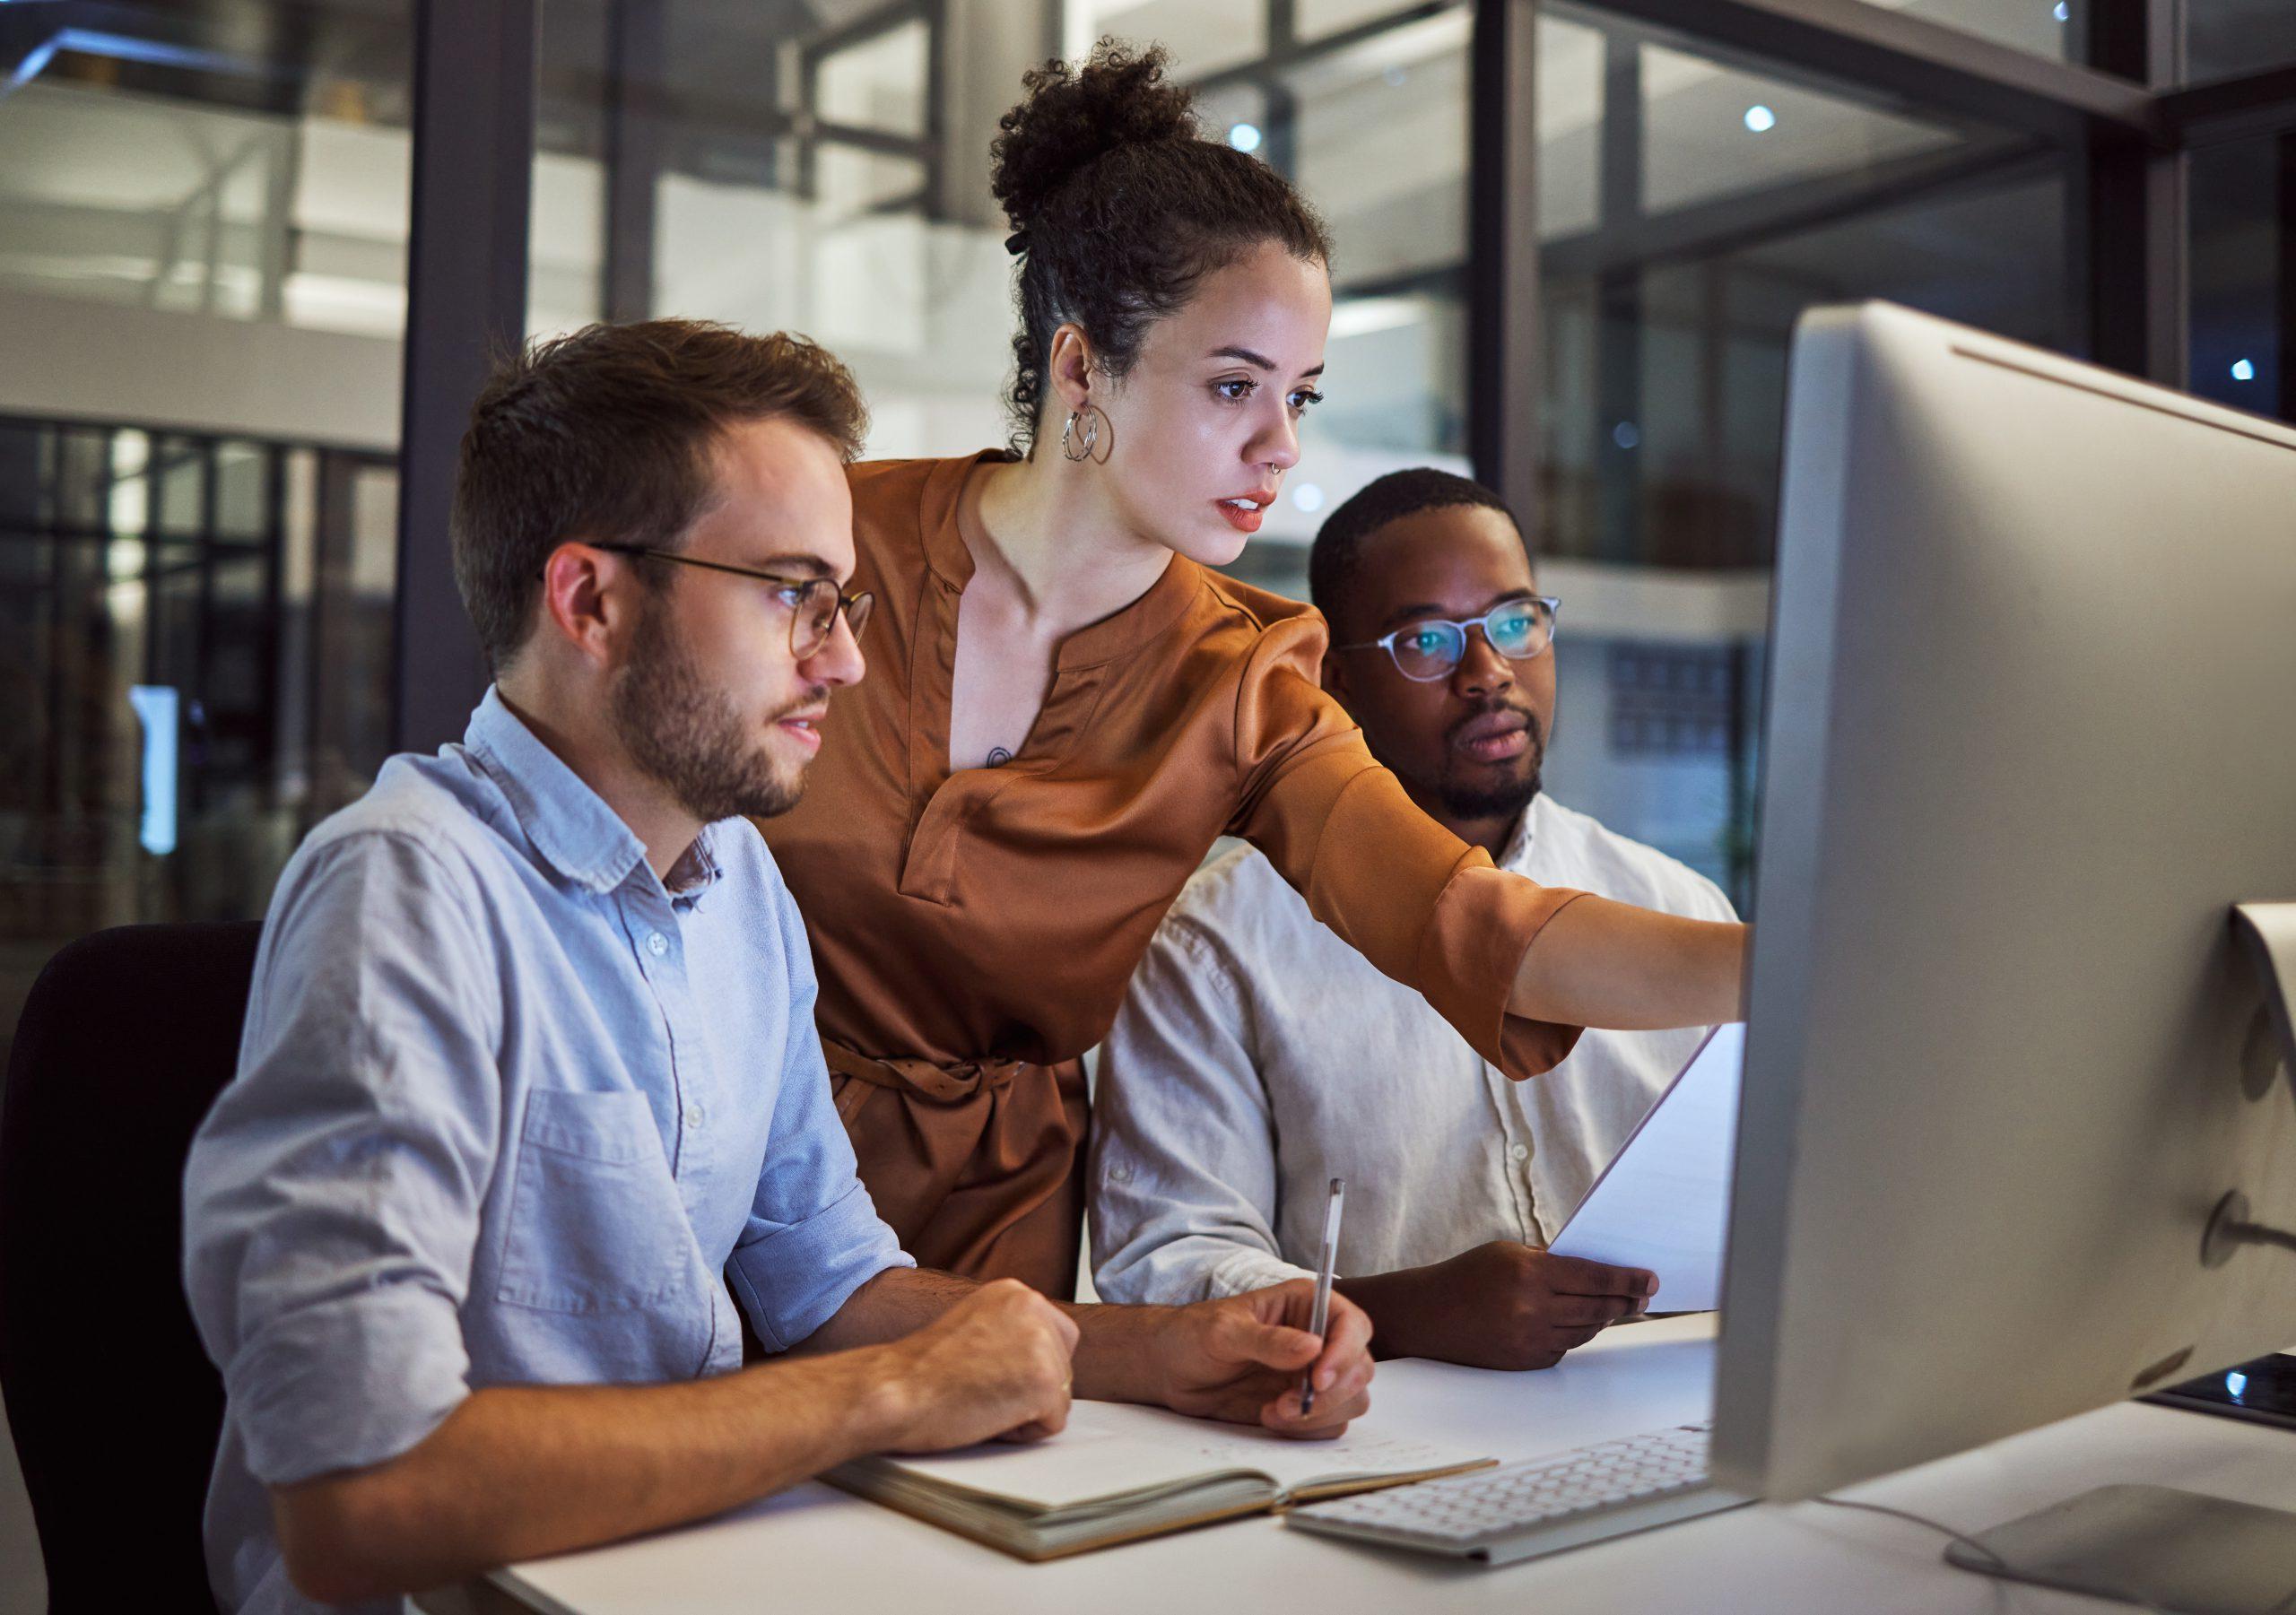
[595,543,874,659]
[1337,596,1561,682]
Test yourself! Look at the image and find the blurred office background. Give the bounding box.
[3,4,2294,1601]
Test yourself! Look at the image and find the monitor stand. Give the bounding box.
[1942,905,2296,1614]
[1944,1485,2296,1613]
[2232,904,2296,1105]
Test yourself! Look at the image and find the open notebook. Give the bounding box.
[824,1399,1492,1560]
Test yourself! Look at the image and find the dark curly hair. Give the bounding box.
[990,40,1332,456]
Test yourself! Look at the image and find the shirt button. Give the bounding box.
[647,931,668,957]
[683,1104,704,1129]
[1509,1143,1530,1162]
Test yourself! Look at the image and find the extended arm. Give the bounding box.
[1509,895,1749,1030]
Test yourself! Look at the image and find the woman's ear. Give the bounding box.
[1045,323,1097,413]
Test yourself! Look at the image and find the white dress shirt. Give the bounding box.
[1090,792,1737,1304]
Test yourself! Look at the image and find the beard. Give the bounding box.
[1436,701,1546,824]
[610,590,812,823]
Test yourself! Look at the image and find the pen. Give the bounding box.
[1300,1177,1345,1417]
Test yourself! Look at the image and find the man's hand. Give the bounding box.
[870,1278,1081,1451]
[1150,1281,1375,1437]
[1339,1242,1655,1370]
[265,1277,1081,1605]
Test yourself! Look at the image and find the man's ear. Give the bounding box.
[1321,645,1352,705]
[535,542,629,666]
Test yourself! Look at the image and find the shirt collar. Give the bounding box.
[464,686,729,900]
[1497,797,1539,873]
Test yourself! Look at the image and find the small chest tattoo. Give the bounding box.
[986,746,1013,768]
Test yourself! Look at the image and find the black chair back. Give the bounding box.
[0,921,263,1614]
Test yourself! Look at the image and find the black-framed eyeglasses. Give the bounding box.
[1336,596,1561,682]
[595,543,874,659]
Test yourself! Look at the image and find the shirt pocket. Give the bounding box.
[495,1088,710,1317]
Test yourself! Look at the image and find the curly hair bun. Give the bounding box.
[989,40,1198,235]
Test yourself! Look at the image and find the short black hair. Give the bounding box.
[1308,468,1527,638]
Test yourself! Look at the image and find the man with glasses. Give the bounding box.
[183,320,1371,1615]
[1091,469,1735,1369]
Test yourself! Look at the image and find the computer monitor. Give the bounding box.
[1710,302,2296,1582]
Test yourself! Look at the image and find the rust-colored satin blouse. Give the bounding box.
[761,454,1589,1297]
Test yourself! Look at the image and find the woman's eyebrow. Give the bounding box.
[1206,344,1326,379]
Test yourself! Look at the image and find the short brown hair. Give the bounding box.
[451,318,869,670]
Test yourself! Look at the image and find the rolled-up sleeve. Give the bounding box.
[1092,918,1318,1305]
[728,896,911,1351]
[182,832,503,1486]
[1228,618,1590,1081]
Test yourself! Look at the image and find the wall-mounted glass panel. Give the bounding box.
[0,416,397,1077]
[532,0,609,337]
[1638,43,1960,214]
[1537,18,2066,573]
[1080,0,1269,79]
[1531,8,2074,899]
[2188,135,2290,421]
[1290,2,1474,496]
[0,4,412,1122]
[1297,0,1429,42]
[1848,0,2095,67]
[0,2,414,337]
[818,19,931,137]
[2187,1,2296,83]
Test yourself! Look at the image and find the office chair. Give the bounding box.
[0,921,263,1614]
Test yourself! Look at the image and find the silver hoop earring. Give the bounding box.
[1061,407,1100,464]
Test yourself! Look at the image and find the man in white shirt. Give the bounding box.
[1091,468,1736,1369]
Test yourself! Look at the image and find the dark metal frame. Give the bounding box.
[375,0,2296,728]
[392,0,538,754]
[1470,0,1542,522]
[792,0,946,220]
[1448,0,2296,529]
[1,411,395,863]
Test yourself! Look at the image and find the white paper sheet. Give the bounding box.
[872,1396,1482,1509]
[1548,1021,1744,1313]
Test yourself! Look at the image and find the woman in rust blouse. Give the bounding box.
[761,44,1747,1298]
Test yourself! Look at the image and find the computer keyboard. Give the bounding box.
[1285,1420,1748,1566]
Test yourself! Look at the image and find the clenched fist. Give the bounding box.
[876,1278,1081,1451]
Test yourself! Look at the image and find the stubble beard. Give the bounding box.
[610,591,812,824]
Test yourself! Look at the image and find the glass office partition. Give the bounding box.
[1531,5,2074,899]
[1845,0,2097,65]
[2187,1,2296,83]
[2188,134,2291,421]
[0,2,410,1086]
[576,0,1477,600]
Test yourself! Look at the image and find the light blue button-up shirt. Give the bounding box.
[183,688,909,1615]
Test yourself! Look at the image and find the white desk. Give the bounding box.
[472,1315,2296,1614]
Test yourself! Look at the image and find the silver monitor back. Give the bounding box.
[1712,300,2296,1504]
